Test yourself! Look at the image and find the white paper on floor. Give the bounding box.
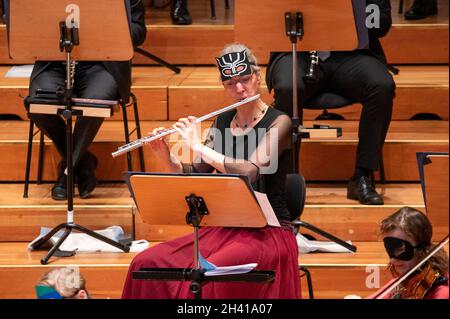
[296,233,354,253]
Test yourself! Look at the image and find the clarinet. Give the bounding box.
[304,51,320,83]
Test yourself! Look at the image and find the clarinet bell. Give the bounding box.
[304,64,320,83]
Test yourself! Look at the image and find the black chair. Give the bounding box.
[209,0,230,20]
[303,92,386,183]
[23,92,145,198]
[285,173,314,299]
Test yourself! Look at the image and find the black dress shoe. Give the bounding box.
[347,176,384,205]
[52,174,67,201]
[405,0,437,20]
[76,152,98,199]
[171,0,192,25]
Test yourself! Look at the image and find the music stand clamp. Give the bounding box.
[29,21,129,264]
[132,192,275,299]
[284,12,356,253]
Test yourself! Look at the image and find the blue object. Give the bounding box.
[35,285,63,299]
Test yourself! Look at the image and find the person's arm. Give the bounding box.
[182,122,217,174]
[145,127,183,173]
[367,0,392,38]
[221,114,291,183]
[130,0,147,47]
[173,113,291,183]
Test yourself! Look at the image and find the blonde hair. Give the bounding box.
[218,43,261,76]
[380,207,448,275]
[37,267,89,298]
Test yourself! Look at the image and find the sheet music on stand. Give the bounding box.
[4,65,34,78]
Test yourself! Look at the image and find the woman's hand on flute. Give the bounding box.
[146,127,171,158]
[172,116,202,152]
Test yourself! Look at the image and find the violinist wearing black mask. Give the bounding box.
[367,207,449,299]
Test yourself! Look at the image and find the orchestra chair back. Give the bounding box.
[285,172,314,299]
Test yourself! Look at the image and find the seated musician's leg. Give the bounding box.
[28,62,68,200]
[330,54,395,205]
[72,62,118,198]
[269,53,323,118]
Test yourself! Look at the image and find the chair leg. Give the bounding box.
[121,102,133,171]
[398,0,404,14]
[131,93,146,172]
[225,0,229,10]
[37,130,45,184]
[210,0,216,19]
[23,120,35,198]
[299,266,314,299]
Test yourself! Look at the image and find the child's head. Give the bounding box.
[36,267,90,299]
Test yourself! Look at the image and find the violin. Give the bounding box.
[371,235,449,299]
[392,264,443,299]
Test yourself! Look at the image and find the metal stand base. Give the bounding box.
[135,47,180,74]
[30,222,129,265]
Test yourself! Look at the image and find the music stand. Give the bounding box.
[417,152,449,241]
[8,0,133,264]
[236,0,364,252]
[125,172,277,299]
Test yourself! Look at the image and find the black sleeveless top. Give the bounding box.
[184,107,292,223]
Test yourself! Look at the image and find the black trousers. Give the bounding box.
[28,62,118,170]
[269,51,395,172]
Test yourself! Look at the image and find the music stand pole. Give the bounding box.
[29,22,129,264]
[285,12,303,174]
[285,11,356,253]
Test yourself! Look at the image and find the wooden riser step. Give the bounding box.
[0,184,133,242]
[0,183,426,242]
[0,120,446,182]
[2,241,446,299]
[1,66,448,122]
[0,242,397,299]
[166,66,449,122]
[0,0,448,64]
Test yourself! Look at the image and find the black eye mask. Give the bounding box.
[383,237,423,261]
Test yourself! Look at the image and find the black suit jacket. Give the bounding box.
[30,0,147,103]
[266,0,392,92]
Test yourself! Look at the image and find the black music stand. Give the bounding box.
[125,172,278,299]
[236,0,364,253]
[8,0,132,264]
[284,9,360,253]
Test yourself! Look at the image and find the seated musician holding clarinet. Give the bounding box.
[25,0,146,201]
[121,43,300,299]
[266,0,396,205]
[366,207,448,299]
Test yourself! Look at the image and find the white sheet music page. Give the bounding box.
[254,191,281,227]
[5,65,33,78]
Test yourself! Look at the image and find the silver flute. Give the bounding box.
[111,94,261,158]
